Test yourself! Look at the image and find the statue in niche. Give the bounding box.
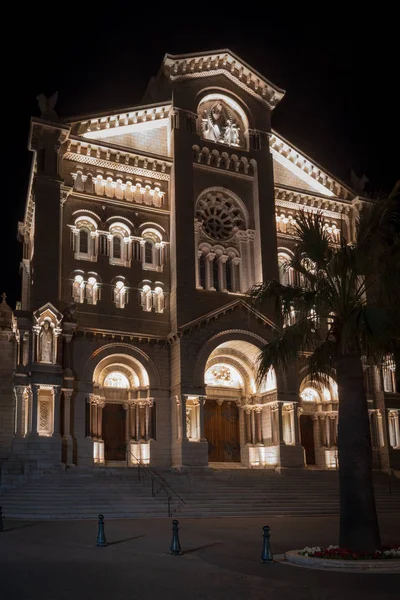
[39,320,54,363]
[201,102,241,147]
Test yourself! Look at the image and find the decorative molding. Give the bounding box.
[164,51,285,109]
[270,133,353,200]
[72,104,171,136]
[192,145,254,177]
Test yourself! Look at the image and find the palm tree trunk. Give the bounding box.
[335,354,381,552]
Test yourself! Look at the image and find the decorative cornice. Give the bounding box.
[270,132,354,200]
[63,140,171,181]
[274,187,351,221]
[163,51,285,110]
[69,104,172,137]
[75,327,168,346]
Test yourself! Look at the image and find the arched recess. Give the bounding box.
[193,329,272,390]
[197,91,252,149]
[84,343,161,391]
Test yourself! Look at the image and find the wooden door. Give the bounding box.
[103,403,126,461]
[204,400,240,462]
[300,415,316,465]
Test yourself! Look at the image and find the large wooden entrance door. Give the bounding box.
[204,400,240,462]
[300,415,316,465]
[103,403,126,461]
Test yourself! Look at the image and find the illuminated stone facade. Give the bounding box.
[0,50,398,479]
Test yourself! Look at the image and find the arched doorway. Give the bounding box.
[203,340,277,465]
[91,354,152,465]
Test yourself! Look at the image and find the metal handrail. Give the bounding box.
[124,445,186,516]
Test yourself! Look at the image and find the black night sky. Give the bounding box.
[3,9,398,308]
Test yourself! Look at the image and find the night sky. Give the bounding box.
[3,10,398,308]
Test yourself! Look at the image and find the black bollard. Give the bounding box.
[261,525,273,563]
[0,506,3,532]
[170,519,181,555]
[96,514,107,547]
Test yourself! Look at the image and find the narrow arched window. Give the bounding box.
[226,258,233,292]
[199,253,206,289]
[72,275,84,303]
[79,229,89,255]
[114,280,126,309]
[212,257,219,291]
[113,235,122,259]
[144,241,153,265]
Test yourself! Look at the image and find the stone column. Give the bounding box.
[205,253,215,290]
[97,401,104,440]
[376,410,385,447]
[319,414,327,446]
[245,409,252,443]
[30,384,40,437]
[277,401,284,444]
[90,397,98,439]
[123,402,130,444]
[199,396,206,440]
[62,389,73,464]
[219,255,228,292]
[255,408,262,444]
[14,386,26,437]
[52,386,61,437]
[129,404,136,440]
[136,402,140,441]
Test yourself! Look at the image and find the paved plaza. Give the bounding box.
[1,514,399,599]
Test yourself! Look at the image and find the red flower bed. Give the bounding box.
[299,545,400,560]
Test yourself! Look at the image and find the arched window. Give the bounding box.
[141,284,152,312]
[72,274,84,303]
[79,229,89,255]
[199,253,206,289]
[278,252,295,286]
[153,286,165,313]
[112,235,122,260]
[382,356,396,393]
[195,190,249,293]
[85,276,98,305]
[114,280,127,309]
[144,240,154,265]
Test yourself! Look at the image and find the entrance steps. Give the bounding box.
[0,466,399,520]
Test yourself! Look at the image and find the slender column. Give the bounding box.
[30,384,39,437]
[206,253,215,290]
[245,409,252,443]
[277,401,284,444]
[52,386,61,437]
[376,410,384,447]
[90,397,98,439]
[62,390,72,437]
[219,255,228,292]
[97,401,104,440]
[255,408,262,444]
[129,405,136,439]
[136,402,140,441]
[123,402,130,446]
[199,396,206,440]
[395,411,400,448]
[140,405,145,440]
[181,395,188,440]
[292,405,300,443]
[319,415,326,446]
[196,250,202,288]
[14,386,26,437]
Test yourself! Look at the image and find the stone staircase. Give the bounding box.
[0,466,399,520]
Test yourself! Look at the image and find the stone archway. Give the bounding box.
[88,352,154,466]
[202,338,277,465]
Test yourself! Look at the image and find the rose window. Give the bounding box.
[196,195,244,241]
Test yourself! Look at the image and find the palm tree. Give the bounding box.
[250,189,400,553]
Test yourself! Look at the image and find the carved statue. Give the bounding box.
[39,320,54,363]
[201,101,241,147]
[62,301,77,322]
[36,92,59,121]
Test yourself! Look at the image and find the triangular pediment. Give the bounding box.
[178,299,279,335]
[163,50,285,110]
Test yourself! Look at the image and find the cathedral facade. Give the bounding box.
[1,50,399,480]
